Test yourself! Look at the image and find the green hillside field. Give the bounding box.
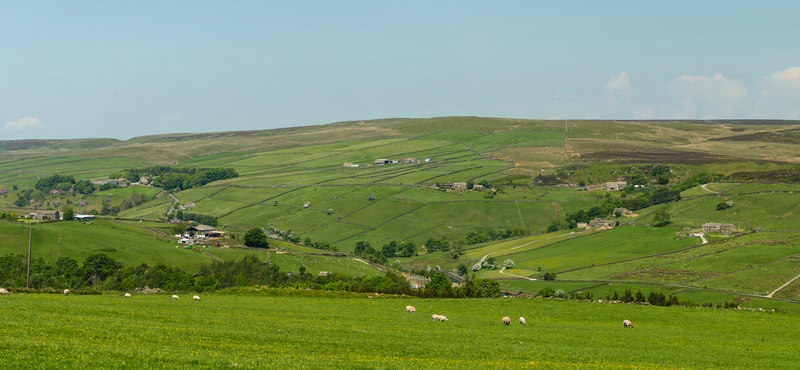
[1,292,798,369]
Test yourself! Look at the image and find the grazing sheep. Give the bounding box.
[439,315,448,322]
[124,293,131,298]
[623,319,633,328]
[63,289,70,296]
[406,305,416,314]
[0,288,10,295]
[172,295,180,300]
[432,314,441,321]
[519,317,526,324]
[193,295,201,301]
[502,316,511,325]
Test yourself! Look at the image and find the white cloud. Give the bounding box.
[5,117,44,130]
[604,72,632,96]
[764,67,800,86]
[756,67,800,118]
[668,73,747,118]
[604,72,633,114]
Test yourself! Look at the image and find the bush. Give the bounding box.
[244,228,269,249]
[543,272,556,281]
[538,287,555,297]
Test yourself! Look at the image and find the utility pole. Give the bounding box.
[26,227,32,288]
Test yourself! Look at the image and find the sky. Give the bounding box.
[2,1,800,140]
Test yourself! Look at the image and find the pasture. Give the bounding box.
[1,293,798,368]
[0,220,383,277]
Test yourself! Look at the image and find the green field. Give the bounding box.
[0,219,383,277]
[2,293,798,368]
[3,117,800,320]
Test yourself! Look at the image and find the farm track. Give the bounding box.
[768,273,800,297]
[556,233,753,277]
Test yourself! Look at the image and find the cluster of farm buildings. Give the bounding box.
[23,210,94,221]
[175,224,226,245]
[343,157,433,168]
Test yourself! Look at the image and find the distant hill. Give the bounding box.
[1,116,799,307]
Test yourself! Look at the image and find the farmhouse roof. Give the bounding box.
[186,224,216,232]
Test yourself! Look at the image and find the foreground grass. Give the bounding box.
[1,293,798,368]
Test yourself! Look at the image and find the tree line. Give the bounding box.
[0,253,499,298]
[111,167,239,191]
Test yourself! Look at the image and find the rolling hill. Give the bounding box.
[1,117,799,308]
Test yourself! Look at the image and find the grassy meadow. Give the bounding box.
[1,292,798,369]
[0,219,382,276]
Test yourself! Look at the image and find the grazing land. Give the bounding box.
[1,117,800,309]
[1,292,798,369]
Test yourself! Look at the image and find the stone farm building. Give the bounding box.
[31,210,60,221]
[452,182,468,191]
[703,223,737,234]
[185,224,225,238]
[588,218,616,228]
[614,207,633,216]
[605,181,627,191]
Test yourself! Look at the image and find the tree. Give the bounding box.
[83,253,122,282]
[630,173,647,185]
[381,241,397,257]
[469,279,500,298]
[61,206,74,221]
[354,241,370,255]
[171,223,188,236]
[396,242,415,257]
[244,228,269,248]
[543,272,557,281]
[466,180,474,190]
[424,272,452,297]
[503,259,514,269]
[457,263,468,276]
[75,180,95,194]
[653,205,672,226]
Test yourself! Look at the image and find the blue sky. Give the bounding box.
[2,1,799,140]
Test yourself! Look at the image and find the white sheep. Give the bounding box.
[623,319,633,328]
[405,305,416,314]
[502,316,511,325]
[172,294,180,300]
[0,288,10,295]
[519,317,526,324]
[439,315,448,322]
[63,289,70,296]
[124,293,131,298]
[193,295,201,301]
[432,314,441,321]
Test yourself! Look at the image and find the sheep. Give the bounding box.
[63,289,70,296]
[623,319,633,328]
[0,288,10,295]
[439,315,448,322]
[432,314,441,321]
[405,305,416,314]
[124,293,131,298]
[502,316,511,325]
[519,317,526,324]
[193,295,201,301]
[172,295,180,300]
